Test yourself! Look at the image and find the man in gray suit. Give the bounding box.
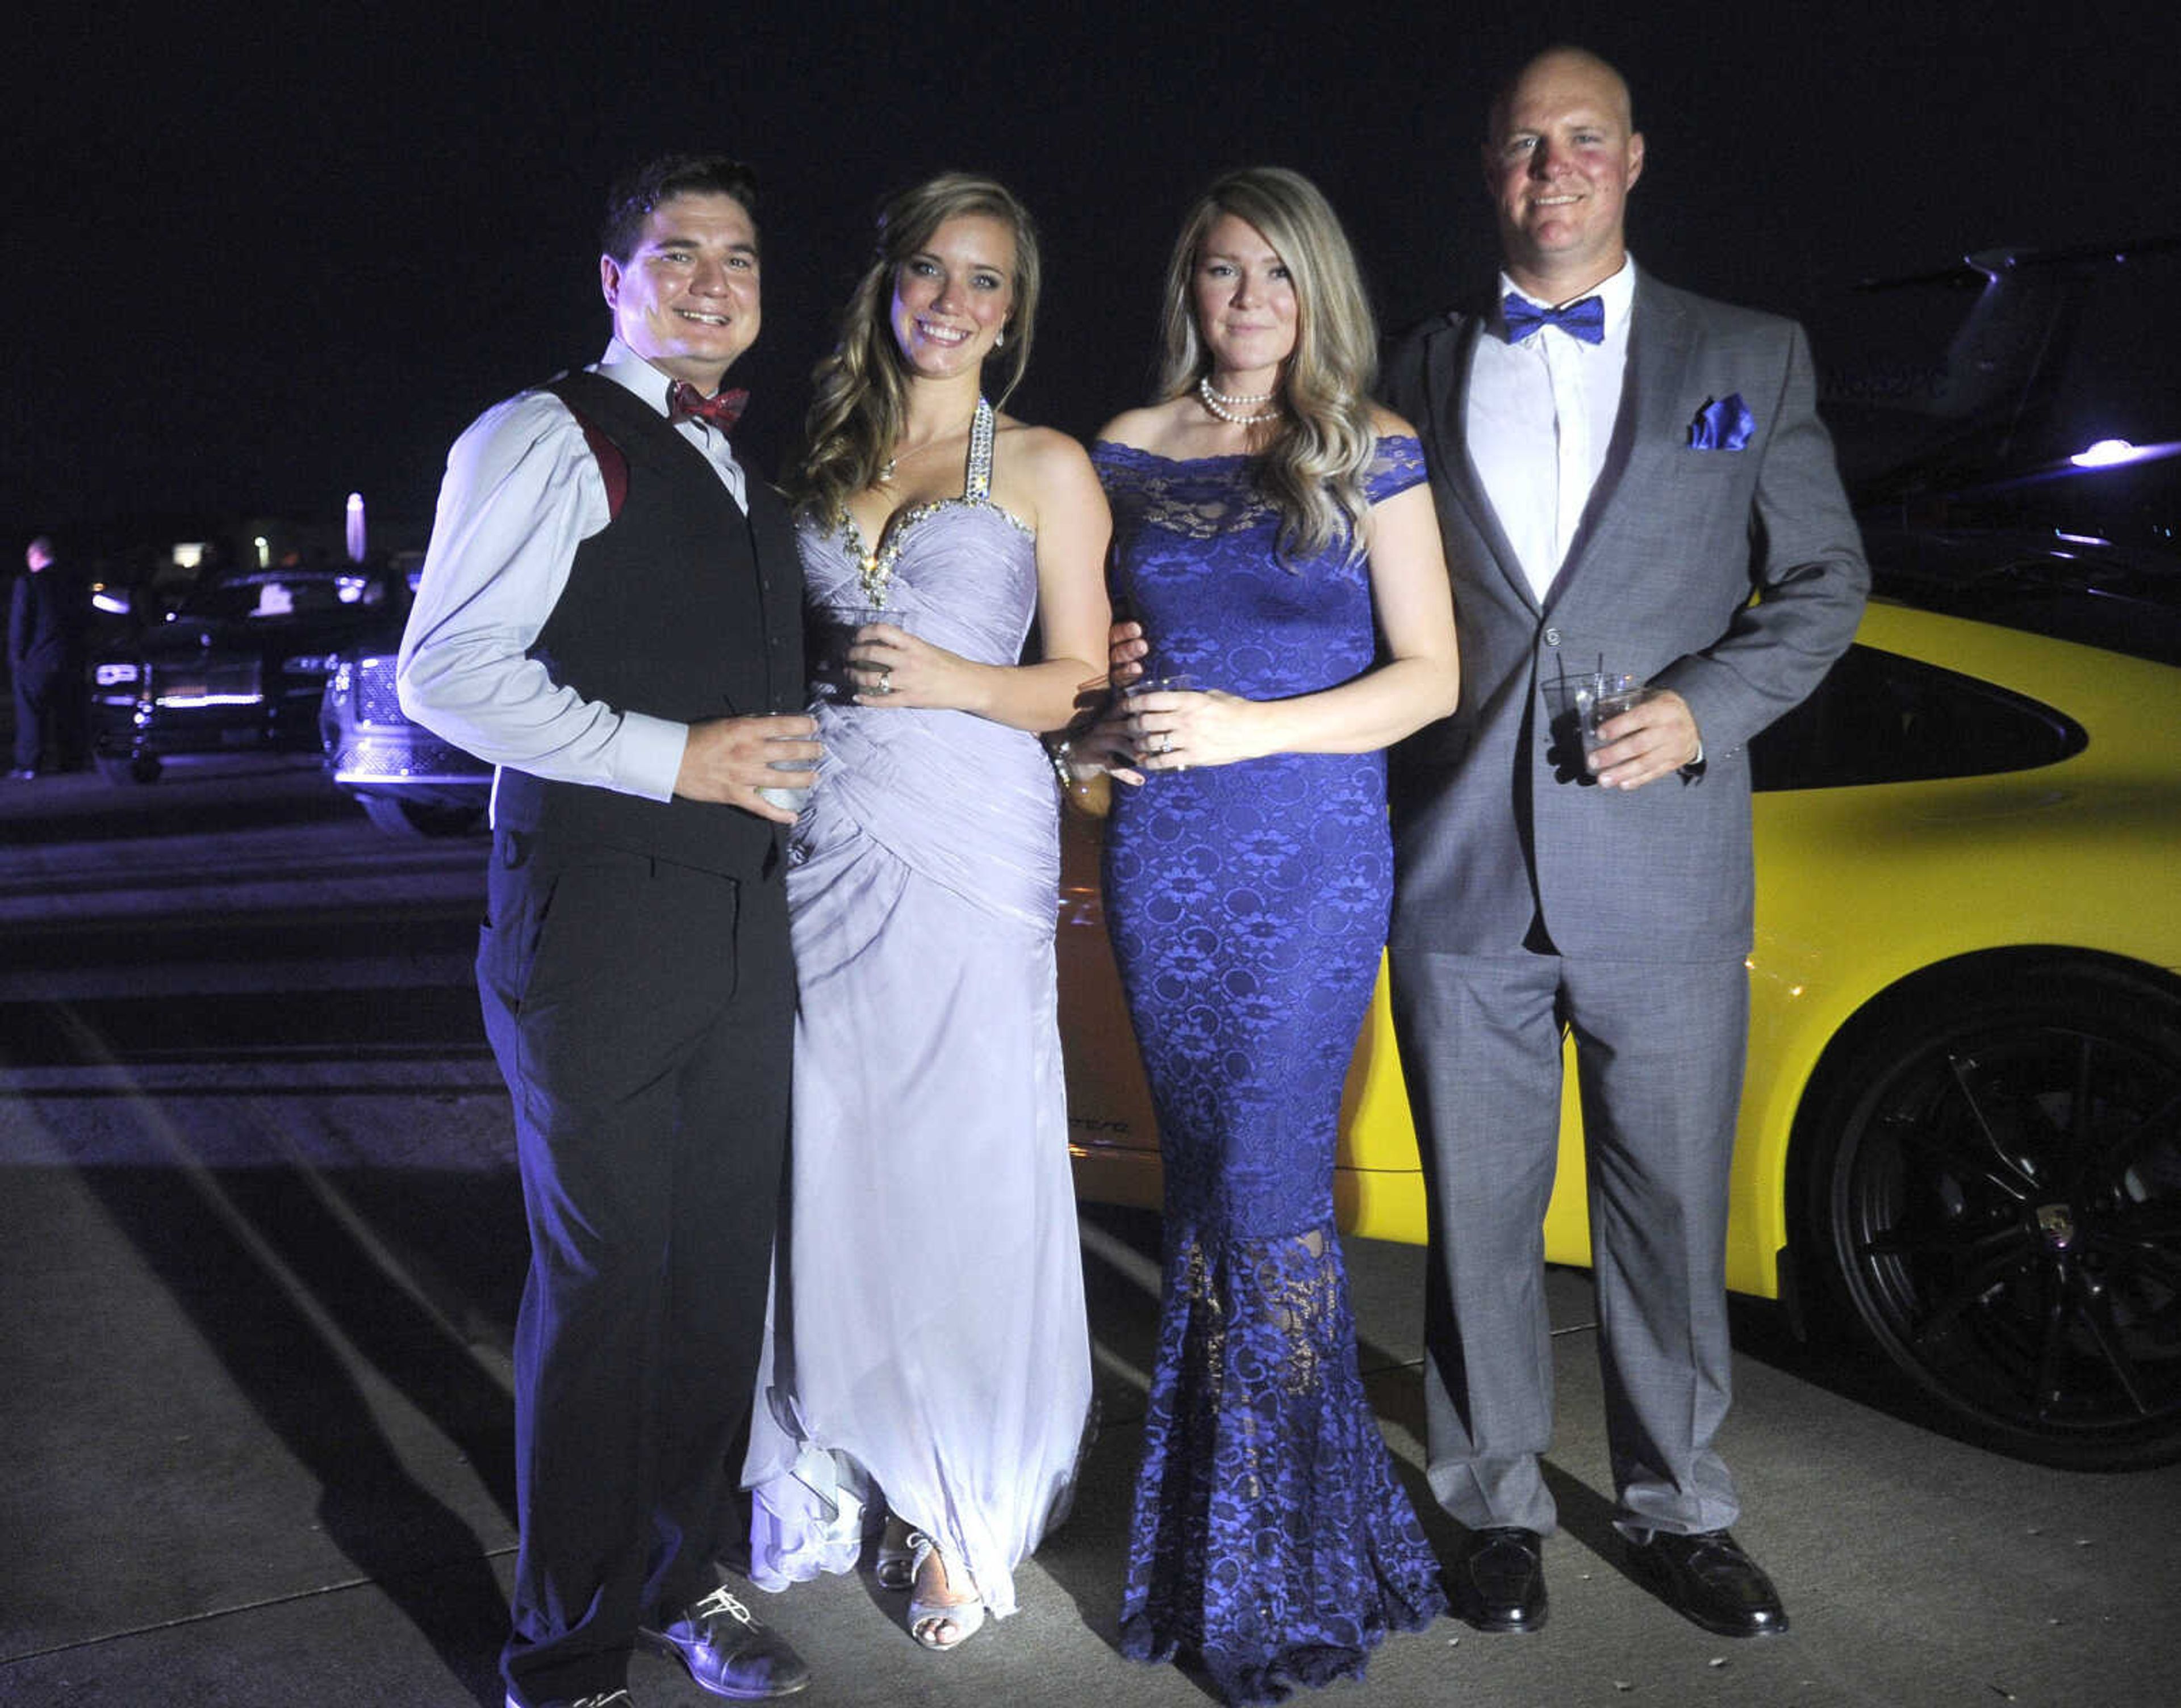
[1383,46,1867,1639]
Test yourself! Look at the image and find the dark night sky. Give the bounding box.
[7,0,2175,554]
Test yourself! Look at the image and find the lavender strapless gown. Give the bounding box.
[743,407,1092,1621]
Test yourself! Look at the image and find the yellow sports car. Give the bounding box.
[1062,531,2181,1472]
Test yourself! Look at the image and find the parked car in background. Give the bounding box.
[89,559,399,784]
[317,554,491,836]
[1061,526,2181,1473]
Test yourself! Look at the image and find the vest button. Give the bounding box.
[1543,627,1563,647]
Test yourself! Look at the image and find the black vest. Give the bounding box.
[492,369,804,878]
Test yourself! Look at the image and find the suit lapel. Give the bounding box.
[1430,313,1540,616]
[1546,275,1696,606]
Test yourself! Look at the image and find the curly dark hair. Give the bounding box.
[600,155,761,262]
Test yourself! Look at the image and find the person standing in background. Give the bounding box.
[9,535,89,779]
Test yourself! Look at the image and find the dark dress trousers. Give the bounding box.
[1382,275,1867,1538]
[9,564,89,772]
[479,370,804,1703]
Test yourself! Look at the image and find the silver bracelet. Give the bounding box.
[1044,735,1077,794]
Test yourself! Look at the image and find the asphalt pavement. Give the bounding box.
[2,759,2176,1707]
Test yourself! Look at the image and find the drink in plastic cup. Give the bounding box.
[757,760,812,814]
[810,606,884,703]
[757,710,818,812]
[1124,673,1194,768]
[1580,672,1652,765]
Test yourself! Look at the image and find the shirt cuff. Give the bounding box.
[615,710,688,802]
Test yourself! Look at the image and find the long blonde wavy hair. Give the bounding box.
[1154,167,1380,564]
[787,173,1041,521]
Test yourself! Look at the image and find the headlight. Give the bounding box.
[95,662,140,686]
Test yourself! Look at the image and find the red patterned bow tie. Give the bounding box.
[667,380,749,432]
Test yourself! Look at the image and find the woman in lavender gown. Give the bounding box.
[742,174,1109,1651]
[1080,168,1460,1702]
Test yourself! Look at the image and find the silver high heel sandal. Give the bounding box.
[875,1515,916,1593]
[904,1531,986,1651]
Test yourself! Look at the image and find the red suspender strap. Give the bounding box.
[551,390,629,522]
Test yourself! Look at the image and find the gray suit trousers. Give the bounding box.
[1390,945,1748,1538]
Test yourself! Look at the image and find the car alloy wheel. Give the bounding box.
[1806,962,2181,1470]
[94,752,164,785]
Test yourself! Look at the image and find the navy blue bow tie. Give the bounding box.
[1502,293,1605,345]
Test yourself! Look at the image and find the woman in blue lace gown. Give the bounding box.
[742,175,1110,1652]
[1081,168,1460,1704]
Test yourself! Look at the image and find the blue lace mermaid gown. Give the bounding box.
[743,403,1092,1621]
[1092,436,1447,1703]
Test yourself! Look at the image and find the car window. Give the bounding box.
[1862,525,2181,668]
[1819,238,2181,530]
[1749,644,2086,792]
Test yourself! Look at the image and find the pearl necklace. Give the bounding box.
[1197,375,1281,425]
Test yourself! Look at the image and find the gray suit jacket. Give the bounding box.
[1384,271,1868,962]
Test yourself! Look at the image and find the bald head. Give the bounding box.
[1482,45,1645,300]
[1488,47,1633,143]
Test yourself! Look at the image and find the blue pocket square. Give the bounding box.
[1687,393,1755,450]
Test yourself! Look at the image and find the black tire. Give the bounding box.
[1801,960,2181,1470]
[94,752,162,785]
[357,793,486,838]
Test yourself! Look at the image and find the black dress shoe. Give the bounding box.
[638,1584,810,1698]
[1448,1525,1548,1632]
[1626,1529,1789,1636]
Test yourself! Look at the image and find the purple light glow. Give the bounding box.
[2069,438,2180,470]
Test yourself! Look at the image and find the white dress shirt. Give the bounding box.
[398,340,751,808]
[1465,257,1637,603]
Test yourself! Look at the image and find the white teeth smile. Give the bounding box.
[917,321,970,344]
[679,311,730,325]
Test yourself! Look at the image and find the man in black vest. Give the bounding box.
[400,155,817,1708]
